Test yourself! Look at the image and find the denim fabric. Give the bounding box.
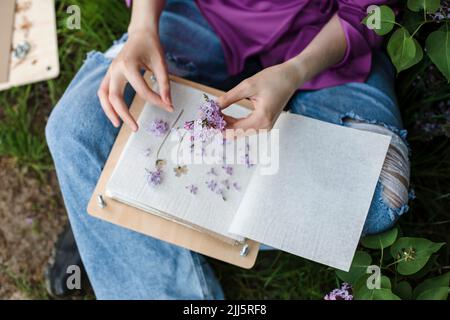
[46,0,408,299]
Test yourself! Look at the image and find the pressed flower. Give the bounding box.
[147,119,169,137]
[206,180,218,191]
[155,159,167,169]
[221,179,230,190]
[183,94,227,146]
[215,187,226,201]
[146,168,163,186]
[207,167,218,176]
[174,165,188,177]
[185,184,198,195]
[324,283,353,300]
[222,165,234,176]
[142,147,152,157]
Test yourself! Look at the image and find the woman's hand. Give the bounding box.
[98,30,173,132]
[217,60,304,133]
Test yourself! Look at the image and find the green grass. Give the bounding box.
[0,0,448,299]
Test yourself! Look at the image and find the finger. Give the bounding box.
[109,73,139,131]
[226,111,272,139]
[222,114,239,127]
[152,59,173,111]
[217,81,248,110]
[98,72,120,127]
[123,64,171,112]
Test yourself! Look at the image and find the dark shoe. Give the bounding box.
[45,223,93,298]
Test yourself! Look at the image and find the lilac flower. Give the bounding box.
[142,147,151,157]
[185,184,198,195]
[232,182,241,191]
[207,168,218,176]
[221,179,230,190]
[206,180,218,191]
[222,165,234,176]
[146,168,163,186]
[324,283,353,300]
[215,188,226,201]
[198,95,227,131]
[183,95,227,145]
[147,119,169,137]
[428,0,450,21]
[124,0,132,8]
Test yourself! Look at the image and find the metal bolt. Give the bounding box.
[240,243,249,257]
[97,194,106,208]
[13,41,31,60]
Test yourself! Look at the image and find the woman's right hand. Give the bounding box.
[98,30,173,132]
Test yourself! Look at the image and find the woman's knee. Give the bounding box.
[352,121,411,235]
[46,52,114,156]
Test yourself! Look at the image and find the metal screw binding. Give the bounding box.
[97,194,106,208]
[240,243,249,257]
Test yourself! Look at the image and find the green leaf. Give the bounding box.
[393,281,413,300]
[387,27,423,73]
[362,5,396,36]
[354,275,401,300]
[416,287,449,300]
[336,251,372,285]
[407,0,441,13]
[426,29,450,82]
[413,272,450,299]
[361,227,398,249]
[390,237,445,275]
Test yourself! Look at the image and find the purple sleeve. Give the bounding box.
[302,0,397,89]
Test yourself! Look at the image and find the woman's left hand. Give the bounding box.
[217,60,305,133]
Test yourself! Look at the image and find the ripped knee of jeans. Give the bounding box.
[165,52,198,78]
[344,118,412,212]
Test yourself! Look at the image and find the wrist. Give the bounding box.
[282,57,310,89]
[128,22,158,37]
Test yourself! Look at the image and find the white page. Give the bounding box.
[229,113,391,271]
[105,81,255,241]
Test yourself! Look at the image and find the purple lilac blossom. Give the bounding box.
[206,180,218,191]
[183,95,227,145]
[222,165,234,176]
[324,283,353,300]
[221,179,230,190]
[147,119,169,137]
[185,184,198,195]
[142,147,151,157]
[232,182,241,191]
[147,168,163,186]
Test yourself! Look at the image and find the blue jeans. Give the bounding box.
[46,0,410,299]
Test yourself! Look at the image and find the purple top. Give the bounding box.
[195,0,394,90]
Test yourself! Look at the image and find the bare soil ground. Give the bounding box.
[0,158,67,299]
